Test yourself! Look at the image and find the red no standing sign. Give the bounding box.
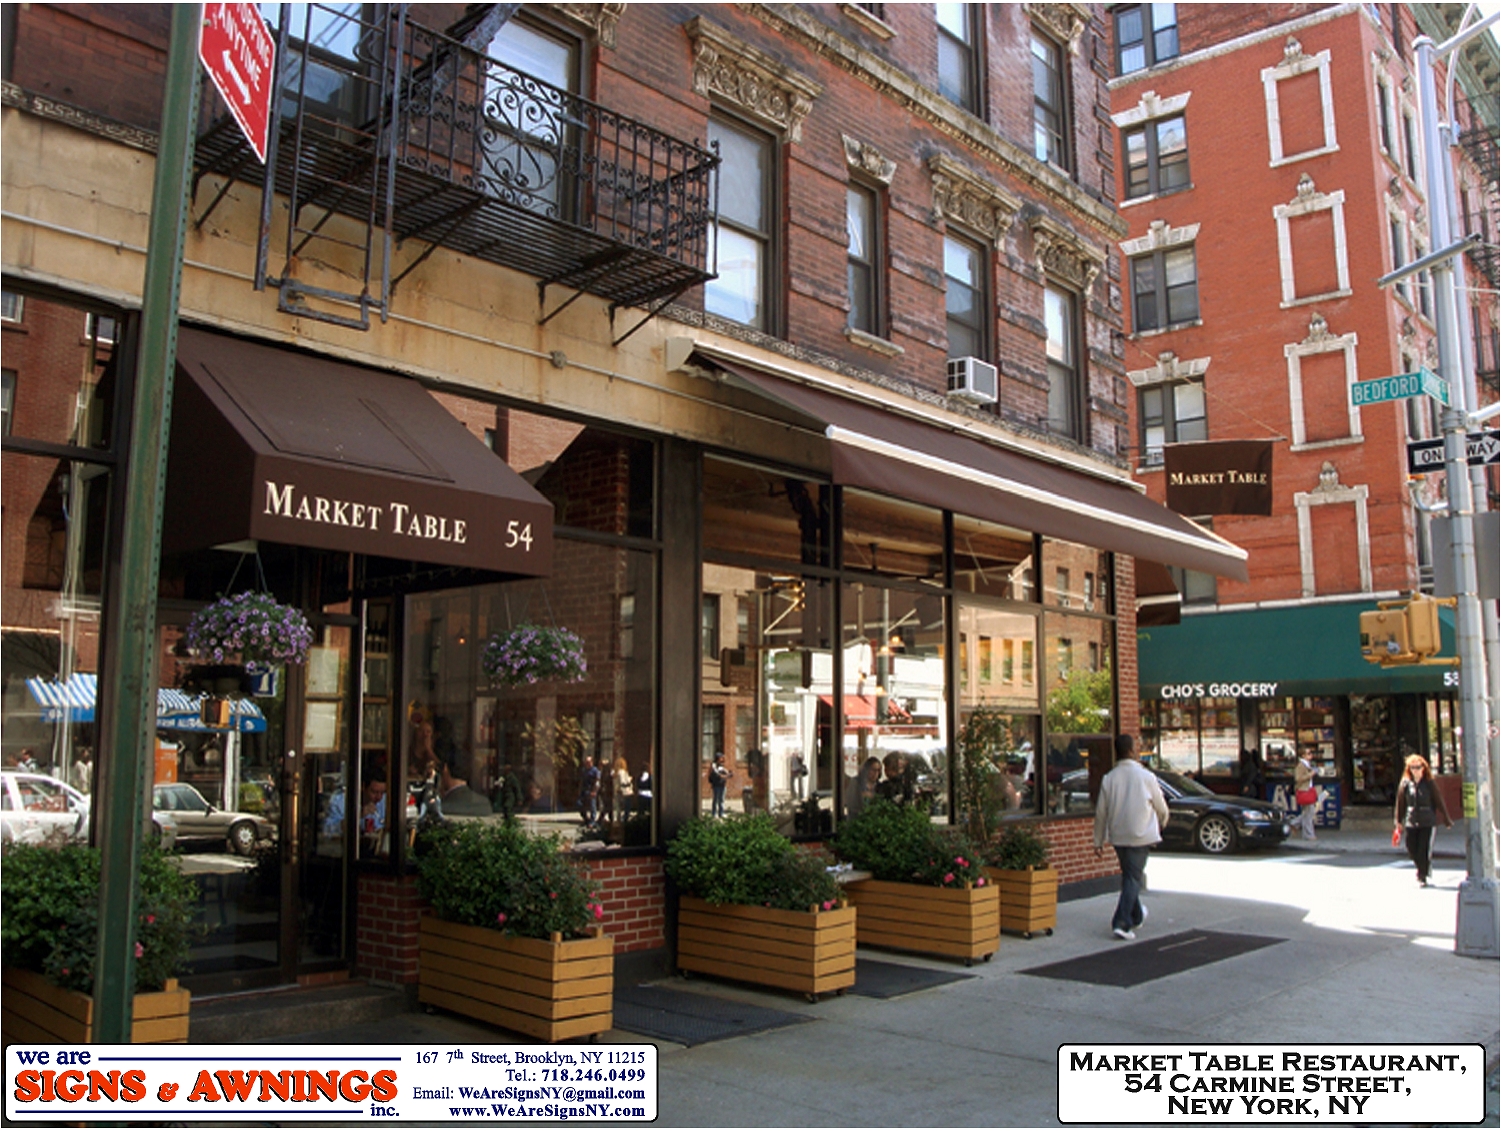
[199,2,275,164]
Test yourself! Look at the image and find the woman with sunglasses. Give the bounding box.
[1394,754,1453,887]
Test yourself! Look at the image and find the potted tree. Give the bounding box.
[833,800,999,964]
[665,814,854,1001]
[984,824,1057,939]
[1,841,197,1044]
[413,821,612,1042]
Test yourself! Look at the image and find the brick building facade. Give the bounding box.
[1106,3,1498,810]
[3,3,1242,1001]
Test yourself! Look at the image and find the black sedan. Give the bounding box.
[1063,768,1290,854]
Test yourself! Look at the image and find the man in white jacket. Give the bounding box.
[1093,733,1170,940]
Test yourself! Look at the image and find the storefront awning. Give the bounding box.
[165,329,553,575]
[818,693,911,727]
[24,673,267,732]
[698,355,1248,581]
[1139,601,1459,698]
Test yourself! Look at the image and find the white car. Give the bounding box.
[0,771,178,849]
[0,772,89,845]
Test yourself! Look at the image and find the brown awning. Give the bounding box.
[1134,560,1183,627]
[710,358,1248,581]
[165,329,553,575]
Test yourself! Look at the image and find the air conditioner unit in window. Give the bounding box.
[946,356,998,405]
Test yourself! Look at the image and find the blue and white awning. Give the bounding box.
[24,673,267,733]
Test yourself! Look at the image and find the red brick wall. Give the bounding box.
[1022,815,1120,885]
[354,854,665,985]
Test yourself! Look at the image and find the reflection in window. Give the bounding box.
[2,290,24,322]
[953,515,1034,600]
[2,370,14,437]
[1031,28,1069,171]
[703,457,830,566]
[1123,115,1189,199]
[706,117,775,330]
[1045,283,1080,439]
[843,583,947,821]
[1044,611,1114,814]
[841,489,944,586]
[1139,380,1207,464]
[403,541,656,849]
[936,3,980,113]
[846,182,882,334]
[944,233,987,360]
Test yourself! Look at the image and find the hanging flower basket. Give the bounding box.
[185,592,313,666]
[481,624,587,689]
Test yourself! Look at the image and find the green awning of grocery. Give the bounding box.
[1139,601,1458,698]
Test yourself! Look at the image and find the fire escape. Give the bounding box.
[192,4,718,343]
[1457,121,1498,395]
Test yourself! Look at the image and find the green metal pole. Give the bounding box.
[93,2,202,1043]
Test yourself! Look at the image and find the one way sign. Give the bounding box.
[1407,429,1501,473]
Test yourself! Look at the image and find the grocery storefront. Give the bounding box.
[1139,601,1461,817]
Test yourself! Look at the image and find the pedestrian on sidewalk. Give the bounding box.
[1394,754,1452,887]
[1294,753,1318,842]
[1094,733,1170,941]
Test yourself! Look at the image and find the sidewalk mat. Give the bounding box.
[1018,930,1285,987]
[611,984,812,1047]
[850,958,977,999]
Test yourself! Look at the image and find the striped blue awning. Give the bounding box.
[24,673,267,733]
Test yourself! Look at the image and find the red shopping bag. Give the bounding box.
[1391,827,1402,847]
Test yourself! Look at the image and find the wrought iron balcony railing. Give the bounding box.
[194,5,718,338]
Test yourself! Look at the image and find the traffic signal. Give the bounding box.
[1359,594,1445,664]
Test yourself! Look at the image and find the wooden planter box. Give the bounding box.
[417,915,613,1042]
[985,866,1058,938]
[677,896,856,1000]
[842,879,1000,964]
[1,968,190,1044]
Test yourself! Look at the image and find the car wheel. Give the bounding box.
[1195,814,1238,855]
[149,821,164,847]
[229,821,257,856]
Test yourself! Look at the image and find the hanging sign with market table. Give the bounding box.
[198,3,275,164]
[1163,439,1275,516]
[1350,368,1450,407]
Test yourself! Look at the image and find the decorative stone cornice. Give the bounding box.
[551,3,625,49]
[1127,351,1210,388]
[1119,219,1199,256]
[746,4,1126,240]
[1275,174,1343,218]
[1111,89,1192,129]
[844,134,897,185]
[1305,312,1334,345]
[685,16,823,142]
[928,154,1021,247]
[1,81,157,153]
[1027,3,1090,53]
[1030,214,1107,290]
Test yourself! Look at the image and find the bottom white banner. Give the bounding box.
[1058,1043,1484,1124]
[6,1043,657,1123]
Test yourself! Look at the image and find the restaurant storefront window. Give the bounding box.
[956,602,1040,818]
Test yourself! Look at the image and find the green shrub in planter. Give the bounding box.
[0,841,198,993]
[833,799,986,888]
[665,814,839,911]
[987,824,1051,871]
[414,821,602,940]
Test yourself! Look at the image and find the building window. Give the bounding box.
[846,182,883,335]
[1376,78,1394,156]
[1123,115,1189,199]
[701,593,721,660]
[1114,3,1178,75]
[486,16,582,220]
[1131,246,1199,332]
[706,116,775,331]
[1031,28,1070,172]
[1390,217,1409,303]
[1,290,22,322]
[944,233,988,361]
[1055,568,1072,608]
[1401,110,1419,180]
[1045,283,1083,440]
[1,369,14,437]
[85,312,117,345]
[700,703,724,765]
[1139,380,1207,464]
[1170,566,1217,606]
[936,3,981,114]
[619,593,636,660]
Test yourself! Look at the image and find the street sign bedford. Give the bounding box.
[1408,429,1501,474]
[1351,368,1452,407]
[199,3,275,165]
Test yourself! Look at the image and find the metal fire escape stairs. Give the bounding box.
[191,3,718,344]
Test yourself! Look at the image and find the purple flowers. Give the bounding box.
[186,592,313,665]
[481,624,587,688]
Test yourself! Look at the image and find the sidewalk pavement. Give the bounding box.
[1291,805,1482,859]
[273,841,1500,1128]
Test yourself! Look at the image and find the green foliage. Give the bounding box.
[665,814,839,911]
[986,824,1052,870]
[1,841,199,994]
[1045,667,1113,734]
[832,799,985,888]
[414,821,601,940]
[955,706,1014,846]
